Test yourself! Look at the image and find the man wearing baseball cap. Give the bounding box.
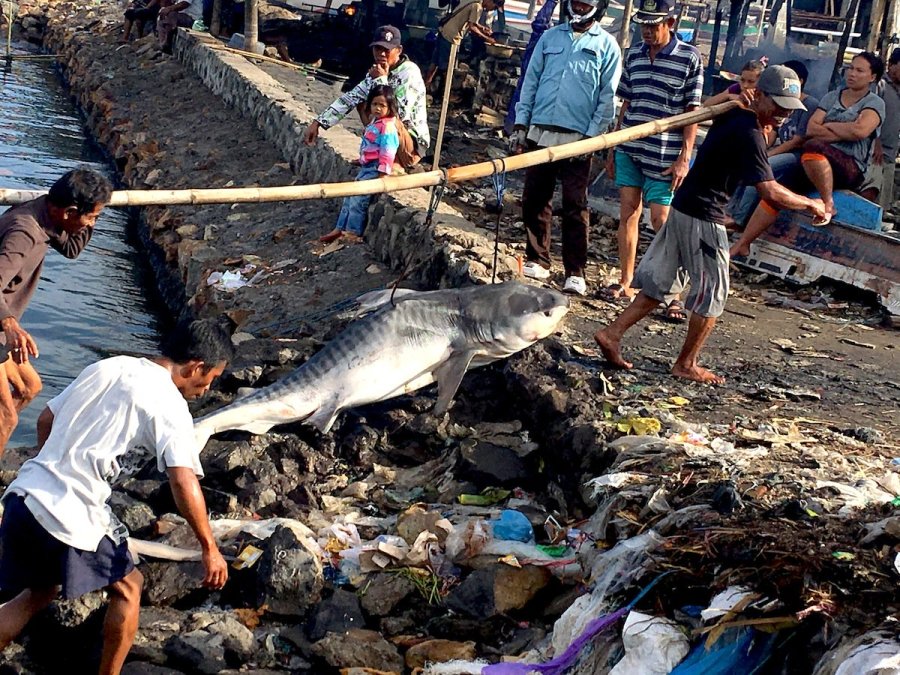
[604,0,703,323]
[594,64,826,385]
[304,26,429,168]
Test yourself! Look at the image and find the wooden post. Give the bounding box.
[431,40,459,171]
[4,0,13,68]
[210,0,222,36]
[244,0,258,53]
[704,0,725,95]
[830,0,861,90]
[619,0,634,50]
[868,0,886,52]
[880,0,898,58]
[0,103,738,207]
[755,0,769,47]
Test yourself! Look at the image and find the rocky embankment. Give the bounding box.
[1,2,898,673]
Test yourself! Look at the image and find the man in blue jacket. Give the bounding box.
[510,0,621,296]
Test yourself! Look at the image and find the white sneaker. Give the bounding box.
[563,276,587,296]
[522,261,551,280]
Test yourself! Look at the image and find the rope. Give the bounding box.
[490,159,506,285]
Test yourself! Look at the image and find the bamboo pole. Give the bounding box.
[618,0,634,50]
[431,40,459,171]
[0,102,738,207]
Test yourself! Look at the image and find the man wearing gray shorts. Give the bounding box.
[594,66,827,384]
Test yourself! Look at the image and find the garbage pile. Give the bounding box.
[1,329,896,674]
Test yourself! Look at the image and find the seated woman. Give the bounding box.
[730,52,885,257]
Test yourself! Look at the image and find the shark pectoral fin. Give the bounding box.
[307,401,343,434]
[433,351,477,416]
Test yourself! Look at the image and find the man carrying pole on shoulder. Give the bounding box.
[594,66,827,385]
[0,169,111,455]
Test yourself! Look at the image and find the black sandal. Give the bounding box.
[664,299,687,323]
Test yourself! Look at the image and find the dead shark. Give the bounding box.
[194,282,569,445]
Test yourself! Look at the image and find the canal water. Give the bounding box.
[0,50,161,446]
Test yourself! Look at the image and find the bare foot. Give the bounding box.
[672,363,725,385]
[342,233,363,244]
[319,229,343,243]
[594,329,633,369]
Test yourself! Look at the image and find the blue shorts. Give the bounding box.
[0,494,134,599]
[614,150,675,206]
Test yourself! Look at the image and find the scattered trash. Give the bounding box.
[607,611,690,675]
[491,510,534,543]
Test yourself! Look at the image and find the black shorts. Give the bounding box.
[124,6,160,21]
[0,494,134,599]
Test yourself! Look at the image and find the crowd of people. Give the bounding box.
[299,0,893,381]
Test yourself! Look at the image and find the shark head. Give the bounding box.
[462,282,570,355]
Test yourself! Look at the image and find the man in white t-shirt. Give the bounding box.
[0,318,233,675]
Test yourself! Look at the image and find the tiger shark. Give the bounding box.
[193,282,569,446]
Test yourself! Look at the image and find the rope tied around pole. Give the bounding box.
[490,158,507,285]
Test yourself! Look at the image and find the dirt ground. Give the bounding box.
[258,64,899,440]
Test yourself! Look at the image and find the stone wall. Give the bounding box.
[172,30,519,289]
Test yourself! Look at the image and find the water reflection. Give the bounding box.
[1,51,161,446]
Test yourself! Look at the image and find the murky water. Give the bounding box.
[0,51,161,446]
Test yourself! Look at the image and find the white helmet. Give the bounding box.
[566,0,609,25]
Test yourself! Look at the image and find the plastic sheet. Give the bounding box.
[491,510,534,543]
[670,628,777,675]
[813,629,900,675]
[607,611,690,675]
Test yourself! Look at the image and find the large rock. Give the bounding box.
[141,562,206,606]
[360,573,416,617]
[459,440,529,487]
[109,492,157,536]
[130,607,185,664]
[256,525,323,616]
[446,565,550,617]
[311,629,403,672]
[307,589,366,640]
[121,664,186,675]
[163,614,254,674]
[405,639,478,669]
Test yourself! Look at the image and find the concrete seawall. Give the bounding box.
[38,9,517,317]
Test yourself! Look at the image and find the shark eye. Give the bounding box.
[543,310,554,318]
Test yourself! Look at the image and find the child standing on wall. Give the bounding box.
[320,85,401,244]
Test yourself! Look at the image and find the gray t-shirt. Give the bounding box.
[876,78,900,153]
[818,88,886,172]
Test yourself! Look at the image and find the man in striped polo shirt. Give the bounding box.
[604,0,702,322]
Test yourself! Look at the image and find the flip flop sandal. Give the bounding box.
[600,283,630,302]
[664,300,687,323]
